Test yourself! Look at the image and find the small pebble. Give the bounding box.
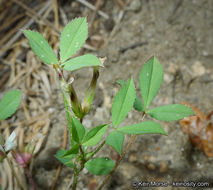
[147,163,156,170]
[128,0,142,12]
[159,161,168,173]
[129,153,137,162]
[192,61,206,77]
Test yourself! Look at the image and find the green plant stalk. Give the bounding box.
[72,169,79,190]
[56,64,84,119]
[86,140,106,161]
[97,112,146,190]
[72,139,106,190]
[72,140,106,189]
[71,148,87,190]
[54,64,89,190]
[71,118,86,190]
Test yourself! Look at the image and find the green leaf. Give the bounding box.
[63,144,79,157]
[60,17,88,63]
[72,117,86,143]
[82,124,108,147]
[134,94,144,111]
[112,78,136,128]
[118,121,167,135]
[85,157,115,175]
[55,149,76,168]
[140,56,163,110]
[106,131,124,155]
[147,104,194,121]
[23,30,58,65]
[117,79,143,112]
[116,79,126,86]
[0,90,22,120]
[62,54,102,71]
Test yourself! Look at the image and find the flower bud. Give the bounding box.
[13,152,31,168]
[82,67,99,114]
[69,84,83,118]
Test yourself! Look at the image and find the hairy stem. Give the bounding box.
[97,112,146,190]
[72,169,79,190]
[72,149,87,190]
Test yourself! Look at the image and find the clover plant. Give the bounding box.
[24,17,194,190]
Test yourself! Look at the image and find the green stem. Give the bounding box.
[72,169,79,190]
[72,150,86,190]
[97,112,146,190]
[71,117,87,190]
[87,140,106,161]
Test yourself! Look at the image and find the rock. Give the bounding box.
[129,153,137,163]
[192,61,206,77]
[128,0,142,12]
[159,161,168,173]
[164,73,173,83]
[168,63,179,74]
[93,107,110,125]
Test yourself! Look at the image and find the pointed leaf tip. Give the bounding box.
[147,104,195,121]
[60,17,88,63]
[140,56,163,110]
[82,124,108,147]
[71,117,86,143]
[111,78,136,127]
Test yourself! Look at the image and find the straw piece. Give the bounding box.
[0,0,52,58]
[76,0,109,19]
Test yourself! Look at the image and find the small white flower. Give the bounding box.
[5,131,16,151]
[0,131,16,153]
